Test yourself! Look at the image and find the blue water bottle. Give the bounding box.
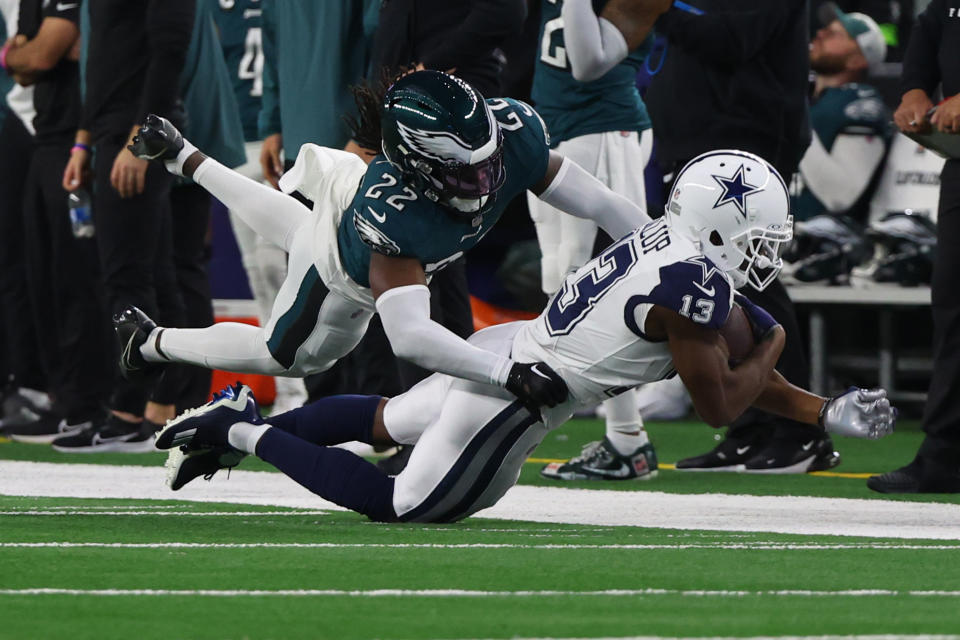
[68,189,94,238]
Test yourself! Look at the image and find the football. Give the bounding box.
[720,303,756,364]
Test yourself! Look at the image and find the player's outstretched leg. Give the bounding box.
[114,306,163,381]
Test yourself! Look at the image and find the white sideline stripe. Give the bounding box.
[4,542,960,550]
[0,510,328,517]
[3,588,960,598]
[3,461,960,540]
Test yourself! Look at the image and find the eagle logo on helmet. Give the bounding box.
[395,117,497,165]
[711,164,763,217]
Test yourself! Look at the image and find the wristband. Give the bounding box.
[817,397,830,428]
[0,42,11,73]
[71,143,92,154]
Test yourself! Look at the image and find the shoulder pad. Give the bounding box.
[353,209,401,256]
[629,256,733,331]
[487,98,551,148]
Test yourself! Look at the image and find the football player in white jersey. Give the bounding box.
[152,150,896,524]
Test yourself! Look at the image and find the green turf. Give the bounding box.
[1,497,958,640]
[3,420,960,639]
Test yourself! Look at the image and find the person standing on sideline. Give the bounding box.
[642,0,827,474]
[1,0,114,445]
[56,0,195,451]
[529,0,661,482]
[213,0,308,414]
[869,0,960,493]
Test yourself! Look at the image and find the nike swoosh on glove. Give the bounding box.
[819,387,897,440]
[734,292,780,341]
[128,114,195,176]
[505,361,569,419]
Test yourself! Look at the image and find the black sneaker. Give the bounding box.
[114,305,162,381]
[541,437,658,481]
[867,457,960,494]
[165,446,247,491]
[741,435,841,474]
[0,386,51,432]
[51,415,157,453]
[376,445,413,476]
[7,414,93,444]
[675,435,763,471]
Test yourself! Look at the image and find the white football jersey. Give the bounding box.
[512,217,735,411]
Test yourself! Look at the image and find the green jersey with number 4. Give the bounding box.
[531,0,652,146]
[337,98,551,288]
[213,0,263,142]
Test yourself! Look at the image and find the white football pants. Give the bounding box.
[384,322,551,522]
[150,157,373,376]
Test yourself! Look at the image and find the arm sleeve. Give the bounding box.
[376,285,513,387]
[536,156,651,240]
[654,0,791,68]
[799,132,886,212]
[43,0,79,23]
[257,0,282,139]
[900,0,944,97]
[137,0,195,125]
[419,0,526,71]
[560,0,629,82]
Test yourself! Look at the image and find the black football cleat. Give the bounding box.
[740,435,841,474]
[165,446,247,491]
[114,305,162,382]
[675,435,764,471]
[154,383,263,451]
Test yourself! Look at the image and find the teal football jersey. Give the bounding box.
[531,0,651,146]
[338,98,551,288]
[212,0,262,142]
[791,83,892,221]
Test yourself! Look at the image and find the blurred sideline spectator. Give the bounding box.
[528,0,660,482]
[791,6,892,224]
[55,0,195,451]
[2,0,114,445]
[212,0,307,414]
[0,0,49,431]
[256,0,378,406]
[644,0,829,474]
[869,0,960,493]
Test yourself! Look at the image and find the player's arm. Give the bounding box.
[531,151,651,239]
[561,0,670,82]
[752,370,896,440]
[3,17,79,85]
[648,305,785,428]
[370,255,568,413]
[799,131,886,212]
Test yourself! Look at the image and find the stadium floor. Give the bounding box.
[2,419,959,639]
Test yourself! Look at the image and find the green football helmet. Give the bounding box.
[381,71,505,217]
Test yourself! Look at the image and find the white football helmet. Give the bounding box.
[665,150,793,291]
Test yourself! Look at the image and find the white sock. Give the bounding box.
[140,327,168,362]
[228,422,271,454]
[602,392,649,455]
[606,428,648,455]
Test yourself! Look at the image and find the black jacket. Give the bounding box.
[645,0,812,178]
[370,0,526,98]
[901,0,960,100]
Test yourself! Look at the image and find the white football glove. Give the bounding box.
[819,387,896,440]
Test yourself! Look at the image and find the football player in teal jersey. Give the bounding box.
[791,7,892,222]
[213,0,308,412]
[529,0,668,481]
[118,70,651,416]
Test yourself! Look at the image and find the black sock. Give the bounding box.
[266,394,382,445]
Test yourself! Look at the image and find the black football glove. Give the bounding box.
[505,361,569,418]
[128,114,190,175]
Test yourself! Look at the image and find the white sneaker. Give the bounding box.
[636,377,691,421]
[271,377,307,414]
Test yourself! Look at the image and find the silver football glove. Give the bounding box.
[819,387,896,440]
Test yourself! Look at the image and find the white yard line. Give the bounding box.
[2,542,960,550]
[1,587,960,598]
[2,460,960,539]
